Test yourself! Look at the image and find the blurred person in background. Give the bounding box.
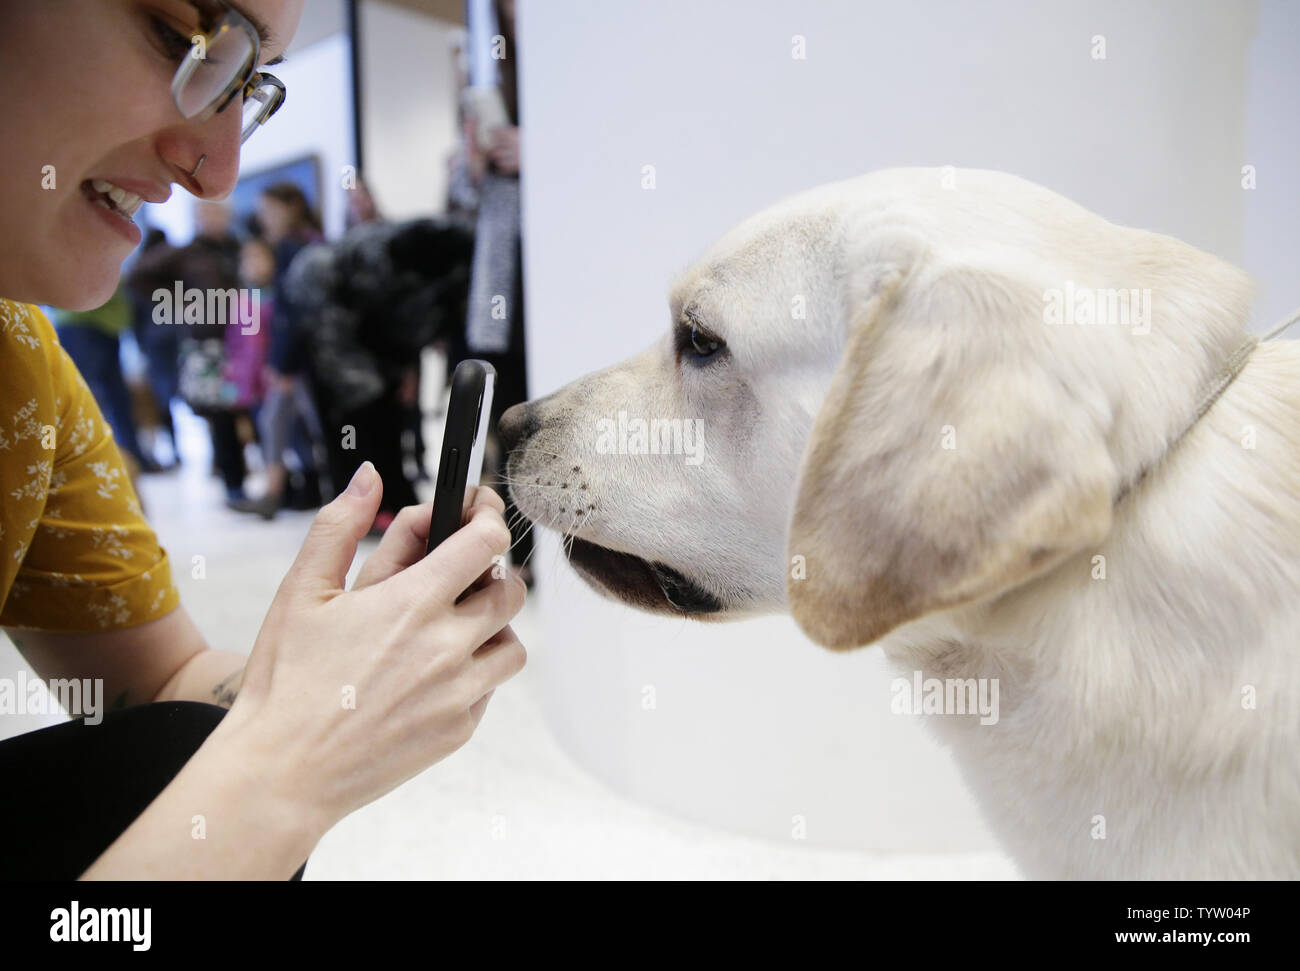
[228,234,325,519]
[257,181,326,509]
[49,283,158,474]
[257,181,322,271]
[125,228,181,468]
[462,0,533,585]
[342,174,430,486]
[158,201,251,501]
[344,172,381,232]
[218,236,275,503]
[283,217,474,534]
[439,90,479,415]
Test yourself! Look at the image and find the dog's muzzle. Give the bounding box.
[501,401,724,616]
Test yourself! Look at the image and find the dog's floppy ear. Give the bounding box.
[787,263,1118,650]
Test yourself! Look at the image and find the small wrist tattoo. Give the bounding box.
[212,673,240,708]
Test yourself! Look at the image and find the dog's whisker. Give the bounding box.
[552,508,588,573]
[563,508,594,562]
[504,513,535,549]
[506,521,536,557]
[494,471,579,496]
[505,446,570,461]
[547,525,568,576]
[517,535,542,572]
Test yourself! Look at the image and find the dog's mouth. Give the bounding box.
[563,535,724,616]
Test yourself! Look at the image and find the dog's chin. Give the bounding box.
[563,536,726,618]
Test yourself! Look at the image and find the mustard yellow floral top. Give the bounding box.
[0,299,179,630]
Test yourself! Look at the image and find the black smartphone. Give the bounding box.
[427,359,497,554]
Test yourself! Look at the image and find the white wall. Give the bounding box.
[1242,0,1300,328]
[516,0,1292,853]
[360,0,463,220]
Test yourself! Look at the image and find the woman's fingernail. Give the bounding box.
[346,461,376,497]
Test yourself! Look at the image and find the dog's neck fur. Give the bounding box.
[854,227,1278,877]
[1083,232,1257,502]
[1114,331,1259,504]
[871,338,1299,879]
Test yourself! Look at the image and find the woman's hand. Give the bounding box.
[352,485,503,591]
[212,463,527,835]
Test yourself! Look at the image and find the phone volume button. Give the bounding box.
[441,448,460,488]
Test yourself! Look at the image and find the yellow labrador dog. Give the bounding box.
[499,168,1300,879]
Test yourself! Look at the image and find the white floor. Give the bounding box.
[0,358,1019,879]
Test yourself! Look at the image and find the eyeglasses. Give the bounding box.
[171,0,286,144]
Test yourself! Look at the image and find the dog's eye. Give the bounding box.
[689,326,723,360]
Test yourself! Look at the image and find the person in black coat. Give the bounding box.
[280,217,474,530]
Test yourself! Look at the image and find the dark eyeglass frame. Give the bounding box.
[170,0,287,144]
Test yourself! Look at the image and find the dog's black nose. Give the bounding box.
[498,402,538,453]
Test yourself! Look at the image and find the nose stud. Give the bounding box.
[190,154,207,179]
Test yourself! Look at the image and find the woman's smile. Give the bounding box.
[79,178,146,246]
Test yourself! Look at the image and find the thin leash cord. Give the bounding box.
[1259,304,1300,342]
[1114,304,1300,504]
[1196,304,1300,420]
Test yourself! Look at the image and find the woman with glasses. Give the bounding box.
[0,0,527,880]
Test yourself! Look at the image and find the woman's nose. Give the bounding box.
[169,98,246,198]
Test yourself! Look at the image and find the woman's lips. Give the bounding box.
[81,180,142,246]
